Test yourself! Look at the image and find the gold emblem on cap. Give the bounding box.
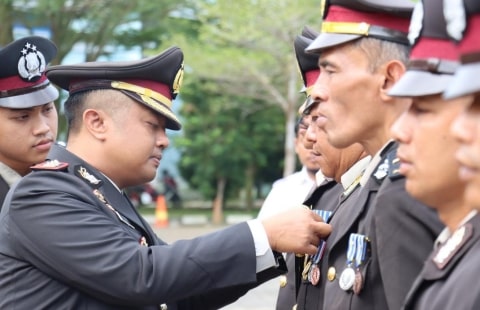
[327,266,336,281]
[111,81,172,108]
[321,21,371,36]
[279,275,287,288]
[172,63,184,95]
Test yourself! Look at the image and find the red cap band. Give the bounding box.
[325,5,410,33]
[305,70,320,88]
[410,37,459,61]
[0,75,47,92]
[459,15,480,56]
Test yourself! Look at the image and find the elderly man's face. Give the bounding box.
[305,102,364,181]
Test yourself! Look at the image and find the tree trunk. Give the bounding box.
[244,163,255,211]
[212,177,226,225]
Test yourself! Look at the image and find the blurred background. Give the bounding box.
[1,0,321,224]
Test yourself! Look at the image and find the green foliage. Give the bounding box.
[176,77,284,200]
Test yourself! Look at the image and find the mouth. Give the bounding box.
[150,154,162,167]
[395,152,412,176]
[455,148,479,181]
[33,138,54,151]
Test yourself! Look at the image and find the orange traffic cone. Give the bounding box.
[155,195,169,228]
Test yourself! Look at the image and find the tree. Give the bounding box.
[177,78,284,223]
[3,0,191,139]
[188,0,321,177]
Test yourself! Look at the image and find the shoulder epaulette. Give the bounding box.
[30,159,69,171]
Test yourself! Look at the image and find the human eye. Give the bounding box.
[409,103,429,115]
[12,112,29,121]
[319,61,335,75]
[146,120,160,130]
[43,103,56,114]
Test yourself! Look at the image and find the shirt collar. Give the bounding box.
[434,210,478,249]
[0,161,21,186]
[341,156,372,190]
[360,140,394,186]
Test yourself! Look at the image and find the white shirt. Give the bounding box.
[257,166,316,219]
[0,161,21,187]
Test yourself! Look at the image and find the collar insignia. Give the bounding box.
[373,158,389,181]
[433,223,473,269]
[75,165,103,188]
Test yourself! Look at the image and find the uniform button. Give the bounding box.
[279,275,287,287]
[160,303,168,310]
[327,266,336,281]
[292,304,297,310]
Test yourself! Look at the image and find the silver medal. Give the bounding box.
[339,266,356,291]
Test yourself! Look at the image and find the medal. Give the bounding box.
[340,233,369,292]
[353,269,363,295]
[302,260,312,281]
[339,266,356,290]
[339,234,357,291]
[308,237,327,285]
[353,234,367,295]
[310,264,320,286]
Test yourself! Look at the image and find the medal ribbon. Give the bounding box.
[346,233,357,266]
[311,210,333,264]
[354,234,367,268]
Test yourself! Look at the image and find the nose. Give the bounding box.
[156,129,170,150]
[32,113,55,137]
[451,110,475,145]
[310,75,328,104]
[391,111,411,144]
[304,121,317,149]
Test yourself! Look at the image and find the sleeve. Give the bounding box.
[7,172,283,307]
[373,177,444,310]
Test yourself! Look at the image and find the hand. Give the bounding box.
[261,206,332,255]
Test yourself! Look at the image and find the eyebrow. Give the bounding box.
[318,59,335,68]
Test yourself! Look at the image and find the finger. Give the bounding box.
[314,222,332,239]
[303,244,319,256]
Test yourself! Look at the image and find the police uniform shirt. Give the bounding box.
[403,211,480,310]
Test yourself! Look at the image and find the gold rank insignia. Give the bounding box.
[31,159,68,171]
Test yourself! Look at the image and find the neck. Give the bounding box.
[438,201,474,231]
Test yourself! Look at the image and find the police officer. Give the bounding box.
[0,47,333,309]
[0,36,58,205]
[277,26,370,310]
[296,0,443,309]
[448,0,480,212]
[388,0,480,309]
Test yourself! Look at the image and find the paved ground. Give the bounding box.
[150,218,279,310]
